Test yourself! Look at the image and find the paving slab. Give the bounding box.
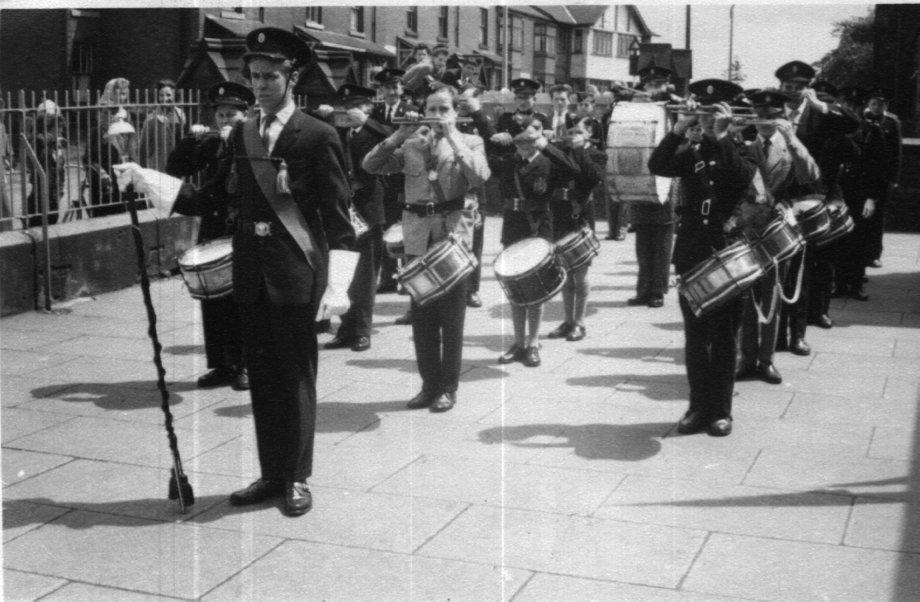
[418,504,706,589]
[202,539,532,601]
[681,532,920,600]
[2,500,71,543]
[2,510,281,599]
[1,407,76,443]
[0,348,77,378]
[2,449,73,487]
[514,572,737,601]
[845,496,920,553]
[40,582,180,601]
[2,568,67,600]
[597,474,851,544]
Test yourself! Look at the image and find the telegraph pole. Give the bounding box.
[685,5,691,49]
[728,5,735,80]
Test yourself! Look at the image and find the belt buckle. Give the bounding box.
[700,199,711,216]
[254,221,272,237]
[425,202,436,217]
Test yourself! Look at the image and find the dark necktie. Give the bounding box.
[261,114,275,151]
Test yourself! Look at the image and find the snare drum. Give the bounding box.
[815,203,854,247]
[792,197,831,242]
[679,241,764,317]
[554,225,601,271]
[178,237,234,300]
[383,223,405,258]
[494,238,567,306]
[753,217,805,268]
[396,236,477,306]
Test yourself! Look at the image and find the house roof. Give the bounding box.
[563,5,656,37]
[295,25,394,58]
[532,6,577,25]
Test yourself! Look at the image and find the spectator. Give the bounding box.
[84,77,133,217]
[0,97,13,229]
[26,99,67,227]
[139,79,186,171]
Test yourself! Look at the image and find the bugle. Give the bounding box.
[664,103,757,116]
[391,116,473,125]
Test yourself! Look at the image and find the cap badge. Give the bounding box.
[764,94,771,103]
[791,64,798,74]
[707,85,714,95]
[218,87,225,95]
[257,32,266,44]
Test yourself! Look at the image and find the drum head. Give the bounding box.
[383,223,403,244]
[495,238,553,277]
[179,237,233,268]
[792,198,823,215]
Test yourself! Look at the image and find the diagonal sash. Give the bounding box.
[240,119,320,270]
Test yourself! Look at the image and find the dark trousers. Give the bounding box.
[679,294,743,421]
[834,217,870,291]
[338,225,383,339]
[469,218,485,293]
[411,276,468,394]
[201,295,243,370]
[634,223,674,299]
[778,250,810,344]
[379,184,403,287]
[238,289,318,483]
[807,243,834,320]
[740,263,785,368]
[603,181,626,237]
[865,195,887,262]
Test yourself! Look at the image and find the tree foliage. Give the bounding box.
[723,57,746,84]
[813,8,875,88]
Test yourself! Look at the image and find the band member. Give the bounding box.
[863,88,902,269]
[456,84,496,308]
[363,86,490,412]
[545,121,605,341]
[325,84,391,352]
[492,78,551,151]
[735,89,820,385]
[165,82,254,391]
[371,68,413,305]
[775,60,858,347]
[628,183,676,309]
[648,79,757,437]
[402,44,435,100]
[574,92,606,148]
[548,84,576,142]
[443,55,484,90]
[120,28,357,516]
[635,65,683,103]
[496,127,561,367]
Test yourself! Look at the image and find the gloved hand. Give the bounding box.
[863,198,876,219]
[112,162,184,217]
[316,250,359,322]
[316,104,335,118]
[490,132,513,146]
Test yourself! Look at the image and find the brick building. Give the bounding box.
[0,5,658,104]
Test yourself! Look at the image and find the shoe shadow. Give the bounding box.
[346,358,506,382]
[162,344,205,356]
[566,373,690,401]
[477,421,672,461]
[29,380,200,411]
[578,346,682,363]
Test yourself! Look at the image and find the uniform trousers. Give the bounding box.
[865,189,889,262]
[379,183,403,287]
[603,181,627,237]
[411,276,468,395]
[679,294,743,421]
[634,223,675,299]
[740,263,786,368]
[201,295,243,370]
[834,217,870,292]
[469,215,485,294]
[807,243,834,320]
[778,251,811,344]
[238,285,319,483]
[338,225,383,339]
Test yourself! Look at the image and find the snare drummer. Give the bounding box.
[736,89,820,385]
[648,79,757,437]
[544,120,605,341]
[166,81,254,391]
[362,86,490,412]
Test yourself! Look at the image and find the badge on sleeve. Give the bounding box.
[694,161,705,173]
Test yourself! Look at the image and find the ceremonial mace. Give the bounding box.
[108,120,194,512]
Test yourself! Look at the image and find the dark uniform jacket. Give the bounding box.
[177,109,355,306]
[542,142,606,235]
[648,132,756,274]
[490,110,552,183]
[791,101,858,196]
[167,133,232,242]
[864,111,902,189]
[340,118,391,227]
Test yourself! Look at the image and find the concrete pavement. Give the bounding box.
[2,218,920,600]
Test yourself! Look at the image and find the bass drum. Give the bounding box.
[606,101,672,204]
[494,238,567,306]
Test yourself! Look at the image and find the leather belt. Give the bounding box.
[239,220,273,237]
[403,197,465,217]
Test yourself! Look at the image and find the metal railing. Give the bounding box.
[18,134,52,310]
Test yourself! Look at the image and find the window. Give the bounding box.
[438,6,449,40]
[406,7,418,34]
[70,42,94,74]
[350,7,365,34]
[616,34,636,58]
[592,30,613,56]
[534,23,556,57]
[479,9,489,48]
[305,7,322,25]
[496,12,523,52]
[556,28,569,56]
[572,29,584,54]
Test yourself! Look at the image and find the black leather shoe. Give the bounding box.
[647,296,664,308]
[498,344,525,364]
[324,335,352,350]
[566,325,586,341]
[406,389,438,409]
[708,417,733,437]
[229,479,284,506]
[677,411,708,435]
[627,296,649,306]
[197,368,234,388]
[351,336,371,352]
[735,364,758,381]
[757,362,782,384]
[790,338,811,356]
[810,314,833,329]
[395,311,413,325]
[522,346,541,367]
[316,319,333,335]
[850,288,869,301]
[430,391,456,413]
[467,292,482,308]
[546,322,572,339]
[284,481,312,516]
[232,368,250,391]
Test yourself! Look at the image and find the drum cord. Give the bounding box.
[125,187,194,512]
[778,245,806,305]
[753,266,782,325]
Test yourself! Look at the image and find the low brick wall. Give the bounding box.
[0,211,198,316]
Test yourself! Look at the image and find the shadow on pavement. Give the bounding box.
[346,358,506,381]
[566,373,689,399]
[478,422,670,461]
[487,300,599,321]
[578,346,681,362]
[214,399,409,436]
[162,344,205,356]
[30,381,200,409]
[650,321,684,332]
[896,385,920,596]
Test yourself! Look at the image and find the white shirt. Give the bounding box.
[260,99,296,154]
